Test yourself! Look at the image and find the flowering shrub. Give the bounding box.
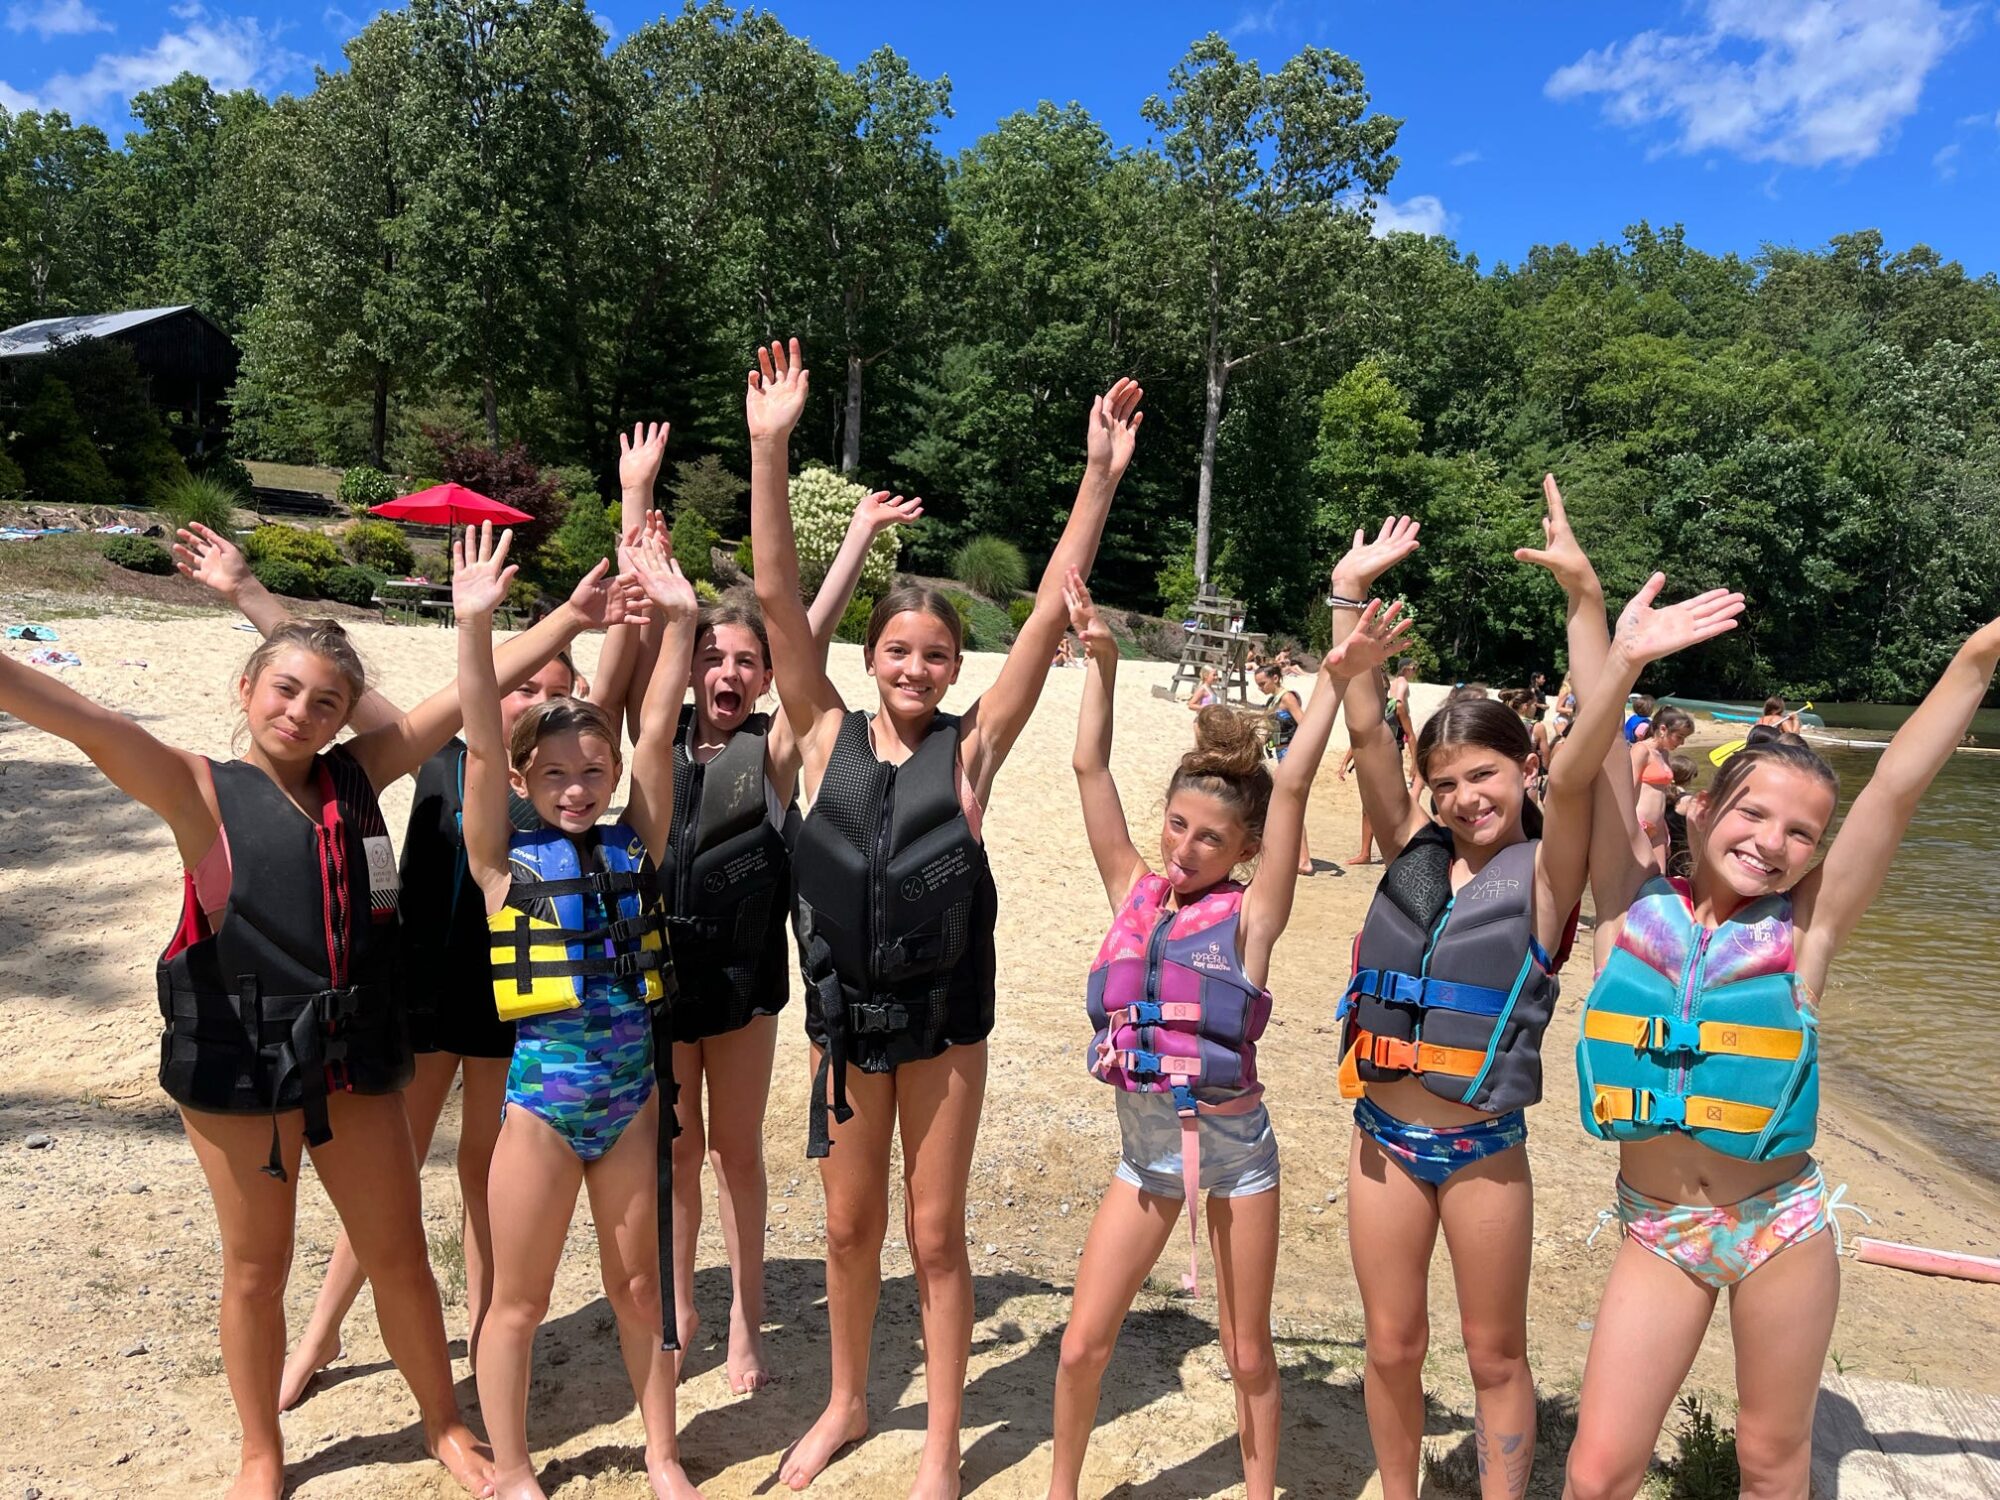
[790,465,900,594]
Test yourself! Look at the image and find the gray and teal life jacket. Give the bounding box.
[1338,825,1564,1114]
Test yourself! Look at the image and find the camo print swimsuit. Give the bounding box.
[503,885,656,1160]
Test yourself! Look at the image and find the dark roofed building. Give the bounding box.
[0,305,239,452]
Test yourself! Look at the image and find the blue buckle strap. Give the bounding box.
[1122,1000,1167,1025]
[1633,1088,1688,1128]
[1346,968,1512,1017]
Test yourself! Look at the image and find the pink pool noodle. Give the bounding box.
[1853,1237,2000,1285]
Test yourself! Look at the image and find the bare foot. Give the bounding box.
[779,1397,868,1491]
[1345,852,1377,866]
[277,1328,343,1411]
[648,1449,706,1499]
[726,1304,772,1394]
[224,1452,284,1500]
[908,1435,962,1500]
[491,1469,548,1500]
[673,1308,701,1383]
[1297,860,1314,875]
[428,1418,497,1498]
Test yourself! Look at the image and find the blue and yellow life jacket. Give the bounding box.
[487,823,671,1023]
[1578,876,1817,1160]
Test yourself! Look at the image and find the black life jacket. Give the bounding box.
[1337,825,1566,1115]
[398,739,540,1016]
[793,710,995,1156]
[659,705,792,1039]
[156,748,407,1180]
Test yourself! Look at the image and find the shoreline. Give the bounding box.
[3,614,1998,1497]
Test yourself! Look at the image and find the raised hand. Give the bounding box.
[1332,515,1421,597]
[171,522,253,598]
[1513,474,1599,598]
[1324,599,1416,681]
[618,420,671,496]
[746,337,809,445]
[855,490,925,534]
[622,530,699,623]
[1612,575,1746,665]
[1061,566,1115,661]
[566,556,651,631]
[1084,378,1146,477]
[452,522,518,619]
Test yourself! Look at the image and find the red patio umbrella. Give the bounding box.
[369,482,532,528]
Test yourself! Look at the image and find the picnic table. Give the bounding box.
[374,578,517,629]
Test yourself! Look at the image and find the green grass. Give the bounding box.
[429,1212,467,1306]
[244,460,343,498]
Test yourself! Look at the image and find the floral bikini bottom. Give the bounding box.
[1615,1159,1830,1290]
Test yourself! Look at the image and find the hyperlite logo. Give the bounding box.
[1190,942,1230,972]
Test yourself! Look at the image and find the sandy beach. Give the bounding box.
[4,608,1998,1498]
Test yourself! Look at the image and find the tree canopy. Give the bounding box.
[2,1,1996,699]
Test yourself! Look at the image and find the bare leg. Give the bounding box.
[458,1055,510,1369]
[1346,1123,1440,1500]
[1562,1238,1716,1500]
[1438,1146,1535,1500]
[1210,1189,1281,1500]
[1349,812,1377,865]
[310,1090,494,1498]
[474,1106,583,1500]
[181,1107,306,1500]
[279,1049,458,1409]
[896,1043,988,1500]
[584,1091,703,1498]
[669,1038,707,1373]
[1728,1233,1838,1500]
[703,1015,779,1393]
[780,1053,896,1492]
[1048,1180,1181,1499]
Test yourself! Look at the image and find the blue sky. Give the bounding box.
[4,0,1997,275]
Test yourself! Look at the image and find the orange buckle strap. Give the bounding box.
[1354,1029,1486,1079]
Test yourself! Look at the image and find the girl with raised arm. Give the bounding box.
[1051,573,1409,1500]
[1563,640,2000,1500]
[460,522,701,1500]
[173,481,655,1407]
[745,338,1143,1498]
[0,560,539,1499]
[1333,501,1743,1500]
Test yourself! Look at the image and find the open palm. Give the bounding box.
[746,338,809,443]
[857,491,925,534]
[1614,574,1746,664]
[1332,515,1421,595]
[618,420,670,495]
[1061,566,1115,660]
[1325,599,1415,680]
[452,523,517,618]
[171,522,252,598]
[622,532,698,622]
[1084,378,1146,476]
[567,556,651,630]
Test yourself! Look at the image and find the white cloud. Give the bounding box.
[6,0,110,37]
[21,8,304,118]
[0,80,45,111]
[1228,1,1284,40]
[1367,193,1453,238]
[1449,149,1482,167]
[1546,0,1974,167]
[1933,141,1960,179]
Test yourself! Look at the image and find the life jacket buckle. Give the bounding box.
[1643,1016,1701,1053]
[1368,1034,1421,1072]
[1635,1088,1686,1127]
[849,1001,908,1034]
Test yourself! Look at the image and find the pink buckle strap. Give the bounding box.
[1105,1001,1204,1028]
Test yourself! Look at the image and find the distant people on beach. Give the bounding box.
[1759,695,1802,732]
[1622,692,1656,742]
[1188,664,1220,710]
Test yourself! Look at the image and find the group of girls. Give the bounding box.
[6,344,1993,1500]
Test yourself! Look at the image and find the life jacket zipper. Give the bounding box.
[678,754,704,917]
[872,763,898,982]
[1677,922,1711,1099]
[1143,900,1174,1031]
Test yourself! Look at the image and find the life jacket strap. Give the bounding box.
[1105,1001,1204,1028]
[1583,1010,1803,1062]
[1346,968,1518,1018]
[510,870,648,901]
[1348,1028,1487,1079]
[805,934,855,1160]
[1591,1084,1774,1134]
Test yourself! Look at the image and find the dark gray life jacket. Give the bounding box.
[660,705,791,1038]
[792,710,995,1156]
[1338,825,1561,1114]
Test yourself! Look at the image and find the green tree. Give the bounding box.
[1142,34,1401,583]
[13,377,117,504]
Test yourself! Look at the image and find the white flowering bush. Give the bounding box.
[790,464,900,594]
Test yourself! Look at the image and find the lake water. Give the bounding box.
[1806,741,2000,1185]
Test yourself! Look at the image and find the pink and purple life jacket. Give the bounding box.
[1086,873,1272,1289]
